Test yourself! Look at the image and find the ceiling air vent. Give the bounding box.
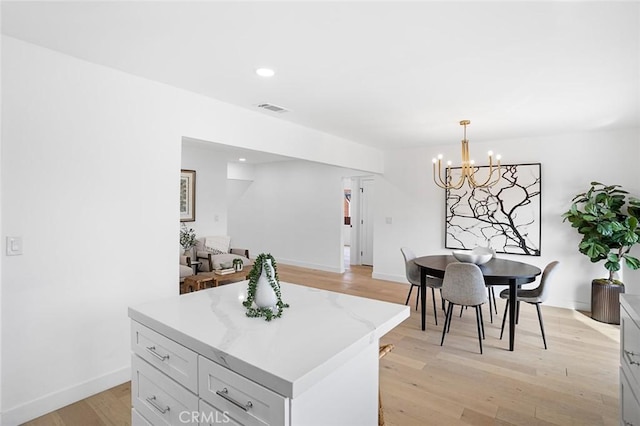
[257,103,289,113]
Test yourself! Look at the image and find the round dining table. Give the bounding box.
[413,255,542,351]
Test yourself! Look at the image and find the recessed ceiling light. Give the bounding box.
[256,68,275,77]
[239,158,246,162]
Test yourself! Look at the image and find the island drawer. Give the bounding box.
[621,304,640,389]
[131,408,152,425]
[199,356,288,426]
[621,367,640,426]
[132,320,198,392]
[199,399,242,426]
[132,355,199,425]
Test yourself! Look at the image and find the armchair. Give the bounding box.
[179,255,193,282]
[195,236,251,272]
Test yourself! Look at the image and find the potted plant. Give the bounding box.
[180,224,197,257]
[233,258,244,272]
[562,182,640,324]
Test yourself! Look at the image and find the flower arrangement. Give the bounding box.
[243,253,289,321]
[180,224,197,251]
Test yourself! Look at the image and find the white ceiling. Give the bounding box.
[2,1,639,151]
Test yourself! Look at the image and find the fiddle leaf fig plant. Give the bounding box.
[562,182,640,283]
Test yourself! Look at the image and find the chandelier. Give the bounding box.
[432,120,501,190]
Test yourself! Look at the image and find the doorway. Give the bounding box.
[360,178,374,266]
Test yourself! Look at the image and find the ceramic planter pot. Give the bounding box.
[591,279,624,324]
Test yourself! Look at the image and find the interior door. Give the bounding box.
[360,179,374,266]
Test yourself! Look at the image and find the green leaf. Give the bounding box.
[605,260,621,272]
[624,255,640,270]
[596,222,612,236]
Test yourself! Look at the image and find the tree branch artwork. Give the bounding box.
[445,163,541,256]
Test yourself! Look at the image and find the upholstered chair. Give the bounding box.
[401,247,443,324]
[499,261,560,349]
[441,262,489,354]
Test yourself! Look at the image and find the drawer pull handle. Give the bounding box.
[146,346,169,361]
[216,388,253,411]
[146,396,170,414]
[624,350,640,366]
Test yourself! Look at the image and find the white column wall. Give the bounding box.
[373,128,640,310]
[228,161,353,272]
[181,141,229,237]
[0,36,383,424]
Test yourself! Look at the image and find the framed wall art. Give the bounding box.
[180,169,196,222]
[444,163,541,256]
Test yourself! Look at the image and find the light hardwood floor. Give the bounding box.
[24,263,620,425]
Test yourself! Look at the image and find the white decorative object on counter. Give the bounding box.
[255,258,278,309]
[244,253,289,321]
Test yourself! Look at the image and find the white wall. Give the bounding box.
[181,140,229,237]
[228,161,361,272]
[373,128,640,310]
[0,36,384,425]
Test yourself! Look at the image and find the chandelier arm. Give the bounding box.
[433,161,466,190]
[432,163,447,189]
[469,159,501,188]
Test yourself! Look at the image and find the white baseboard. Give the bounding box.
[276,258,342,273]
[371,272,407,284]
[2,366,130,426]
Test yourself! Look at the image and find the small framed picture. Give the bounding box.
[180,169,196,222]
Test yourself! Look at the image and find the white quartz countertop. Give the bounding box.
[129,281,409,398]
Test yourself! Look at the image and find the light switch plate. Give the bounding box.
[6,236,23,256]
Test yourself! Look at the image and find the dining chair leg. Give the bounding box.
[491,287,498,314]
[447,302,454,334]
[431,287,438,325]
[441,290,445,311]
[478,305,485,339]
[441,302,453,346]
[475,306,483,354]
[516,300,521,324]
[487,288,494,323]
[415,285,421,311]
[535,303,548,349]
[405,285,414,306]
[499,299,509,340]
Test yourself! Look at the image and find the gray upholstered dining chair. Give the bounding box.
[401,247,443,324]
[499,261,559,349]
[440,262,489,354]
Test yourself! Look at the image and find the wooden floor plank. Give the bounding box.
[20,262,620,425]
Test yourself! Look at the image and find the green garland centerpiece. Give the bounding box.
[243,253,289,321]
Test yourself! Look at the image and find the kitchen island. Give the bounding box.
[129,281,409,425]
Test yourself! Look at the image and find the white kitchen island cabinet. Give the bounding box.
[129,281,409,426]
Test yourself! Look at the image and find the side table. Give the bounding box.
[211,269,250,286]
[181,274,214,294]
